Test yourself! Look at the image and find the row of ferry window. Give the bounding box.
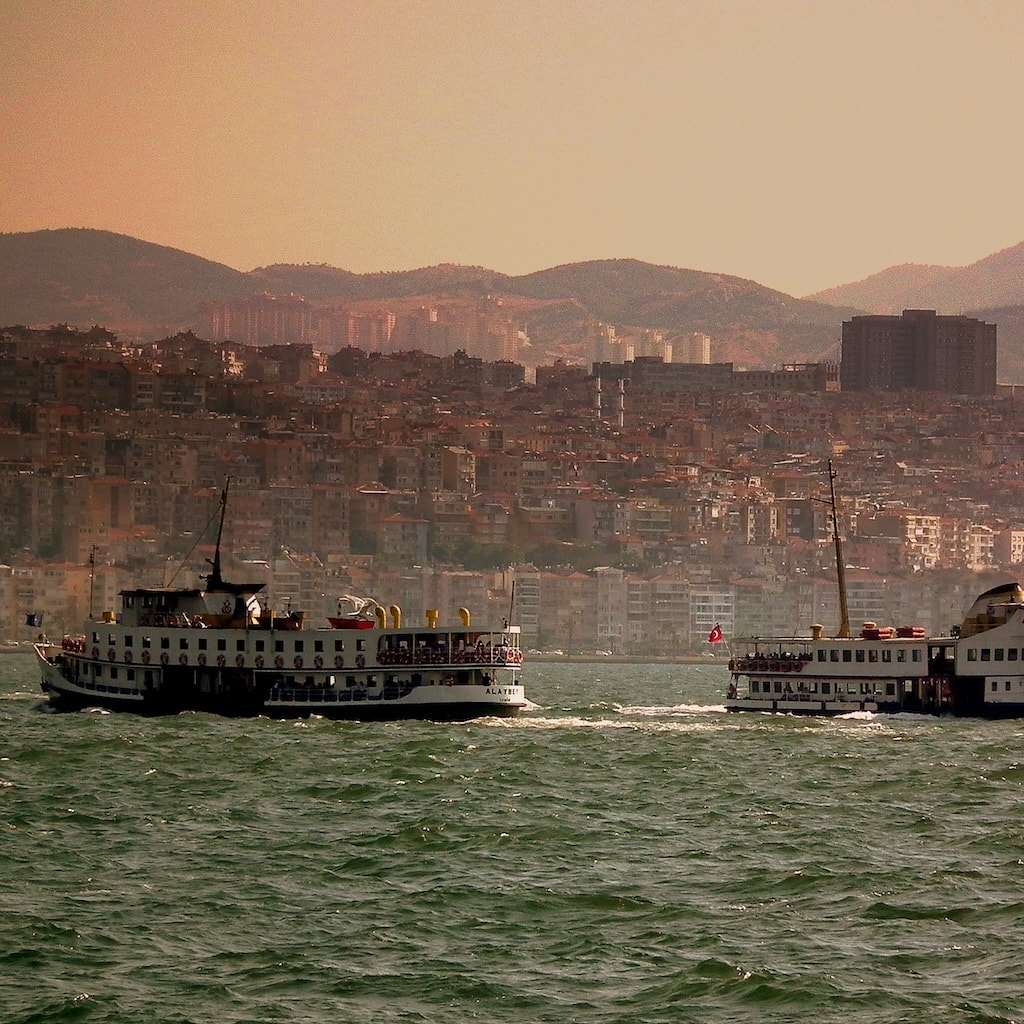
[750,680,899,696]
[815,648,924,663]
[92,633,368,653]
[966,648,1021,662]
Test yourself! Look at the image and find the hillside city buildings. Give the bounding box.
[0,308,1018,655]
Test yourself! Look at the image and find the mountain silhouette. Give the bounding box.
[3,228,1024,375]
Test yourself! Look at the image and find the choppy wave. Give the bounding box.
[3,654,1024,1023]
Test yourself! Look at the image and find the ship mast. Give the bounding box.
[206,479,230,590]
[827,460,851,638]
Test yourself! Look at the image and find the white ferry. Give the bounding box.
[725,462,1024,718]
[35,489,526,721]
[725,583,1024,717]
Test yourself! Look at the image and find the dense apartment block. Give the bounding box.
[840,309,996,394]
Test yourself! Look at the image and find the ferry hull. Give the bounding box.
[37,648,525,722]
[725,696,887,716]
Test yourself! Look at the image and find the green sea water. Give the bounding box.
[2,653,1023,1024]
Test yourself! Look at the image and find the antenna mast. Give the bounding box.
[828,460,851,638]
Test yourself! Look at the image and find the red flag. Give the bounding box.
[708,624,723,643]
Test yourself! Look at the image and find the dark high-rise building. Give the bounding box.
[841,309,996,394]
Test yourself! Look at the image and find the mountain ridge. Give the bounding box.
[3,228,1024,376]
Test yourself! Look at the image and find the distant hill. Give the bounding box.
[0,228,254,334]
[254,257,858,367]
[9,228,1024,375]
[807,241,1024,314]
[0,230,860,368]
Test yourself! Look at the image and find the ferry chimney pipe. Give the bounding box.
[426,609,439,628]
[459,607,471,628]
[389,604,402,629]
[375,605,386,629]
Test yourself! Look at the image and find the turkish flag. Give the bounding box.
[708,624,723,643]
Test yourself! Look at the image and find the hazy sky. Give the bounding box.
[2,0,1022,296]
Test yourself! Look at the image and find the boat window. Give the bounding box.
[236,639,245,652]
[981,649,991,661]
[161,637,170,649]
[896,649,906,662]
[967,648,978,661]
[817,649,826,662]
[108,634,117,646]
[842,650,852,662]
[774,681,782,693]
[1007,681,1013,691]
[110,667,118,680]
[127,669,135,681]
[314,640,324,652]
[885,683,895,696]
[275,640,284,652]
[295,640,304,652]
[912,649,922,662]
[198,638,208,650]
[217,639,227,651]
[881,649,891,662]
[255,640,265,652]
[992,680,999,691]
[179,638,188,650]
[1010,648,1019,661]
[868,649,878,663]
[142,637,151,649]
[357,639,366,652]
[855,649,865,663]
[830,649,839,662]
[995,648,1004,661]
[124,635,133,647]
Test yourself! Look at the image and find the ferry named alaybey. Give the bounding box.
[35,487,526,721]
[725,463,1024,718]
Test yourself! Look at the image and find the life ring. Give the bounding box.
[107,648,116,662]
[255,654,265,669]
[216,654,226,668]
[293,655,303,669]
[197,652,207,666]
[179,653,188,666]
[160,652,169,665]
[355,654,366,669]
[236,654,245,668]
[274,655,284,669]
[334,655,344,669]
[314,655,324,669]
[124,650,133,664]
[141,650,151,665]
